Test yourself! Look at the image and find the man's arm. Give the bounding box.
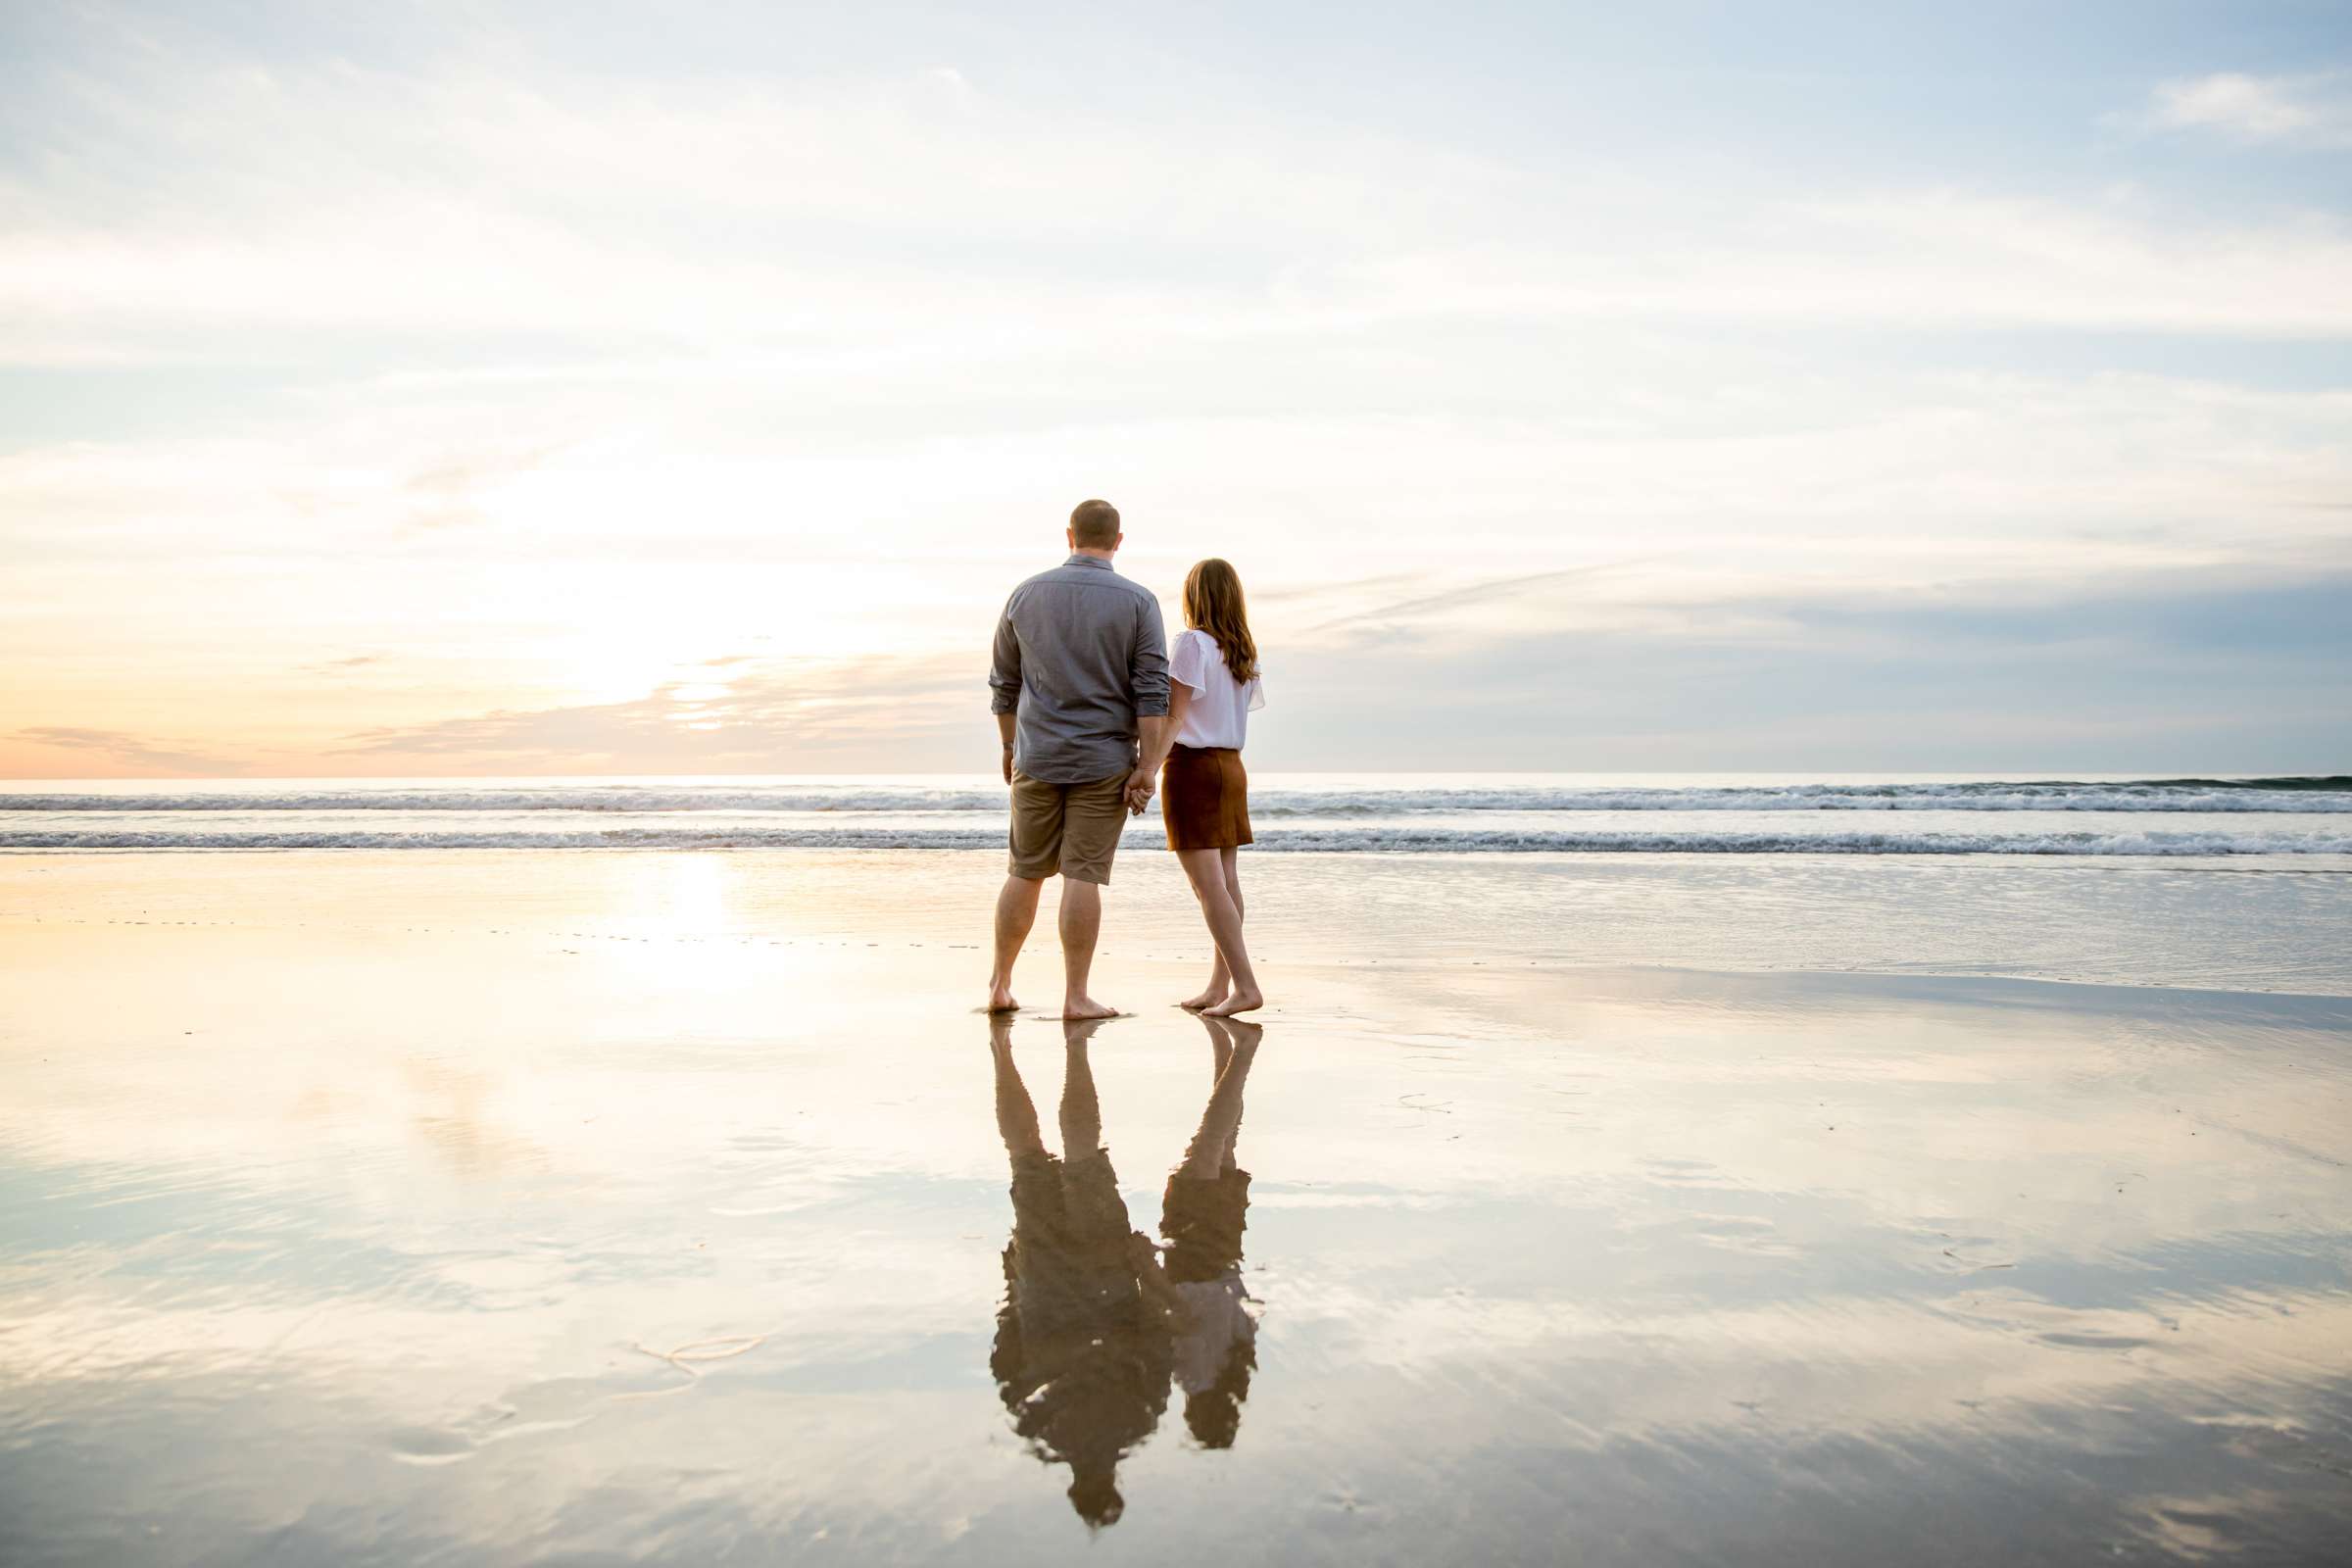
[1128,713,1172,813]
[1125,598,1172,809]
[1135,682,1188,776]
[988,597,1023,785]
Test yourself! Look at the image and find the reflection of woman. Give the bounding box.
[988,1016,1173,1529]
[1160,1013,1261,1447]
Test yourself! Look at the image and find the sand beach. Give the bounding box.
[4,846,2348,1564]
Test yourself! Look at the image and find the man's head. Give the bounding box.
[1067,498,1121,556]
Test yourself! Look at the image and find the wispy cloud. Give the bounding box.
[1305,562,1653,637]
[12,725,244,774]
[399,447,563,532]
[1268,568,2352,772]
[7,50,2352,368]
[2145,71,2352,148]
[332,656,977,770]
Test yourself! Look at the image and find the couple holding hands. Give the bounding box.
[986,499,1266,1019]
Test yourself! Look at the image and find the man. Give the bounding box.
[986,499,1170,1018]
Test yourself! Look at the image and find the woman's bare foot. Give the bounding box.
[1178,985,1229,1011]
[1061,995,1121,1020]
[1204,988,1262,1017]
[986,983,1019,1013]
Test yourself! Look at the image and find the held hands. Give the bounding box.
[1002,740,1151,813]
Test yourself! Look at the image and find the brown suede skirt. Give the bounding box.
[1160,745,1253,852]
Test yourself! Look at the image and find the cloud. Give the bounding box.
[400,447,563,532]
[1312,561,1652,636]
[1255,566,2352,772]
[332,655,979,770]
[1309,194,2352,338]
[271,564,2352,777]
[11,725,244,774]
[2147,71,2352,148]
[6,47,2352,368]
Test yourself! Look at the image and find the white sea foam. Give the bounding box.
[6,778,2349,815]
[7,826,2349,856]
[8,775,2349,857]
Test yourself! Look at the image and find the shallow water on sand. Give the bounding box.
[2,853,2349,1565]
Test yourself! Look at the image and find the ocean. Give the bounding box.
[6,771,2350,858]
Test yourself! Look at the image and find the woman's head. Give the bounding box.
[1182,558,1258,683]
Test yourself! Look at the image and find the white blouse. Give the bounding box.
[1167,628,1265,751]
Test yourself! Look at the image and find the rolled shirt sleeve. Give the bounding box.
[1167,628,1208,696]
[987,596,1023,714]
[1129,598,1171,717]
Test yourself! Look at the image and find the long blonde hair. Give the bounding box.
[1182,559,1258,683]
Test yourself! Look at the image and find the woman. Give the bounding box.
[1153,559,1266,1016]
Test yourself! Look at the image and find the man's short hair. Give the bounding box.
[1069,499,1120,548]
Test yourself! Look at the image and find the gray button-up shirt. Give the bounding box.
[989,554,1170,784]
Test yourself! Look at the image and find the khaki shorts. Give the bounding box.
[1008,768,1131,885]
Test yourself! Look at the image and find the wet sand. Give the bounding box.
[3,851,2349,1564]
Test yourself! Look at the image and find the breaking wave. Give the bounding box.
[6,826,2348,856]
[7,776,2350,815]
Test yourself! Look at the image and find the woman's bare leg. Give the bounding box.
[1178,1014,1260,1178]
[1177,847,1233,1009]
[1177,848,1262,1015]
[1180,949,1231,1012]
[1181,844,1245,1009]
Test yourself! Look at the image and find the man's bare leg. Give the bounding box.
[990,1015,1047,1159]
[1177,849,1263,1015]
[1180,846,1242,1010]
[1058,878,1118,1019]
[989,875,1043,1012]
[1058,1016,1109,1152]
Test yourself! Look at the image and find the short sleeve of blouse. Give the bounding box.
[1169,629,1211,695]
[1248,671,1266,712]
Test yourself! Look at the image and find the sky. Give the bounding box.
[2,0,2348,778]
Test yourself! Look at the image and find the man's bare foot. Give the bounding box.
[1204,989,1262,1016]
[1061,996,1121,1020]
[986,983,1019,1013]
[1178,985,1228,1012]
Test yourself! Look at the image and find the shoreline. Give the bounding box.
[7,846,2349,998]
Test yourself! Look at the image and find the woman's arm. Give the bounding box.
[1164,681,1193,738]
[1148,680,1190,767]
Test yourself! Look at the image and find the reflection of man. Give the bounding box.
[1161,1014,1261,1448]
[988,1016,1175,1528]
[986,1013,1265,1529]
